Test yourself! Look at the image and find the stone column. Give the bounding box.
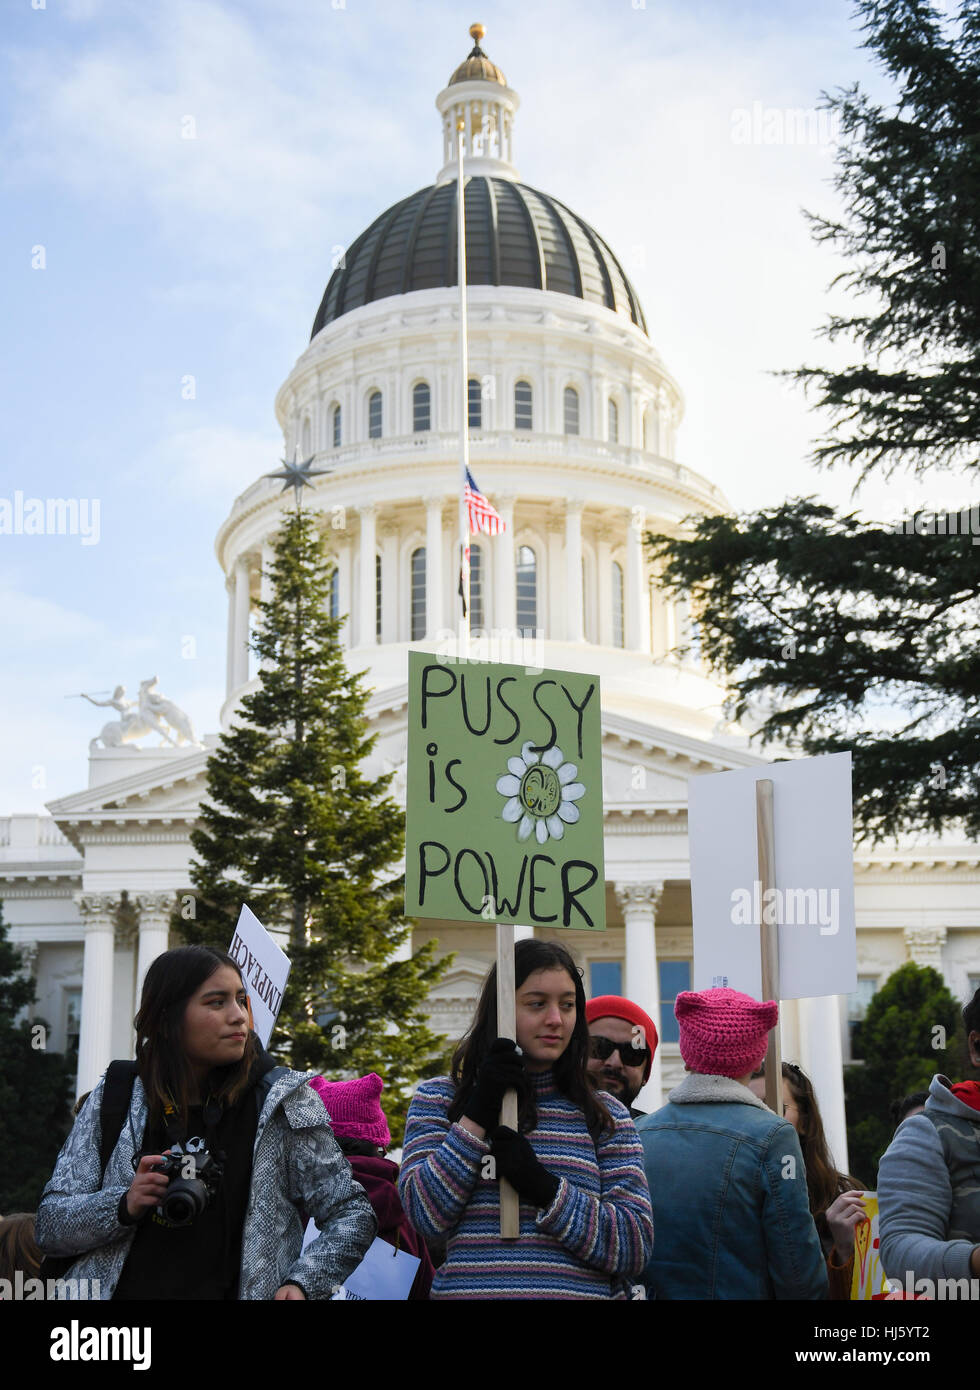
[259,543,275,608]
[596,528,613,646]
[225,575,236,696]
[380,523,399,645]
[76,893,118,1097]
[135,892,174,1003]
[626,506,645,651]
[337,540,352,648]
[358,504,377,648]
[495,496,516,633]
[425,495,445,640]
[232,555,251,689]
[565,499,585,643]
[904,925,947,970]
[615,881,665,1112]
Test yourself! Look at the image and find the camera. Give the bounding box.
[153,1151,224,1227]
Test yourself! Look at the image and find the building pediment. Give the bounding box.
[47,747,210,848]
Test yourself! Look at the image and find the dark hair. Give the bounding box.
[0,1213,42,1282]
[890,1091,929,1127]
[134,945,257,1130]
[447,938,613,1136]
[964,985,980,1038]
[756,1061,863,1226]
[335,1134,386,1158]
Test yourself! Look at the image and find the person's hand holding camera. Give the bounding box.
[459,1038,528,1139]
[125,1153,170,1220]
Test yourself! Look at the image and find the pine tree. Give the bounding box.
[843,961,966,1183]
[176,505,450,1140]
[648,0,980,841]
[0,900,73,1210]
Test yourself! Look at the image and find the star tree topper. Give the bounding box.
[265,449,332,506]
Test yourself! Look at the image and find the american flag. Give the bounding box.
[464,468,506,535]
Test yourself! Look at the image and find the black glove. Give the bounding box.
[462,1038,528,1131]
[489,1125,560,1209]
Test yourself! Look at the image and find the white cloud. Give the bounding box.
[0,584,104,644]
[129,423,283,502]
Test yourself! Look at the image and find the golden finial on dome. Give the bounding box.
[448,23,506,86]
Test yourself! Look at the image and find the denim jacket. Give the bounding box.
[636,1073,827,1300]
[36,1066,377,1299]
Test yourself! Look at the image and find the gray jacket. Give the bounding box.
[36,1066,377,1300]
[878,1073,980,1291]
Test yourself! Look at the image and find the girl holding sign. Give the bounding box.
[398,938,654,1299]
[37,945,376,1299]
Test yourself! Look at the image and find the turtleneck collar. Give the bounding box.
[527,1066,559,1097]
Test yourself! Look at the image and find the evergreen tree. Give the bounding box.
[648,0,980,841]
[0,900,73,1211]
[844,961,966,1183]
[176,504,450,1140]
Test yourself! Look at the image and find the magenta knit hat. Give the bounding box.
[308,1072,392,1148]
[675,987,778,1079]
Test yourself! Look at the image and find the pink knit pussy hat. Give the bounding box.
[308,1072,392,1148]
[675,987,778,1079]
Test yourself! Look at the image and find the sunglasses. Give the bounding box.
[589,1034,649,1069]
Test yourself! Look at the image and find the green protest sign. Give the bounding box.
[405,652,605,930]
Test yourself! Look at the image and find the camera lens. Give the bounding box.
[163,1181,207,1227]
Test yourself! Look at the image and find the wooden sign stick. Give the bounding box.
[756,779,783,1117]
[496,921,520,1239]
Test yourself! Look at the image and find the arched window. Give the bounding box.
[608,399,619,444]
[411,547,426,640]
[376,553,382,641]
[564,386,579,436]
[413,381,431,433]
[515,380,533,431]
[326,565,339,621]
[368,390,383,440]
[470,543,484,632]
[301,416,312,457]
[468,378,483,430]
[332,404,342,449]
[612,561,625,647]
[516,545,537,635]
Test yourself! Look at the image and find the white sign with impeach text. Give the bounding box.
[227,904,290,1047]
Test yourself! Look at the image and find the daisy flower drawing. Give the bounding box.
[496,741,586,844]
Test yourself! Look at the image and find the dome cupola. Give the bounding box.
[309,24,648,338]
[436,23,520,184]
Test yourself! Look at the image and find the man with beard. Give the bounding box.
[585,996,658,1118]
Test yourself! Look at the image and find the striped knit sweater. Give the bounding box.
[398,1069,654,1299]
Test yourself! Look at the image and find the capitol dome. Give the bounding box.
[311,178,648,338]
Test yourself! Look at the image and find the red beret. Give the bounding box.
[585,995,659,1080]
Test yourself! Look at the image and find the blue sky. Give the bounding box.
[0,0,966,812]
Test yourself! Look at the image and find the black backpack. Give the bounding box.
[39,1060,140,1283]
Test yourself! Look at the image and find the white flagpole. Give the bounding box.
[456,115,471,663]
[456,105,516,1239]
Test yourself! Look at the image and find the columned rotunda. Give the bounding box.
[3,30,979,1142]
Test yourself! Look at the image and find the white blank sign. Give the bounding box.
[688,752,857,1001]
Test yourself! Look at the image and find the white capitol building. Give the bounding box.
[3,28,978,1160]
